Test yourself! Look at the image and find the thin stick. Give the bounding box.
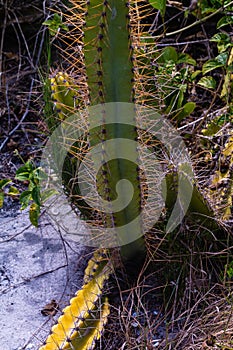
[153,1,233,39]
[0,0,8,88]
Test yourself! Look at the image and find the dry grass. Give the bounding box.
[94,221,233,349]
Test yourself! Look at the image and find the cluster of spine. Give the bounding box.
[55,1,156,105]
[128,2,161,108]
[58,1,89,104]
[39,249,111,350]
[65,0,138,104]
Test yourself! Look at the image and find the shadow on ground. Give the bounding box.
[0,201,88,350]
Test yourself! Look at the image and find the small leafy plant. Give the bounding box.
[15,159,42,226]
[197,19,233,99]
[43,13,68,37]
[154,46,196,121]
[0,156,57,227]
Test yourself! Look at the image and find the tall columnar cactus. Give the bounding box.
[52,0,149,262]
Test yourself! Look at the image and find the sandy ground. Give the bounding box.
[0,201,88,350]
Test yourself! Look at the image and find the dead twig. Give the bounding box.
[0,264,67,294]
[0,0,8,88]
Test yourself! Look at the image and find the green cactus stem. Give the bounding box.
[56,1,146,262]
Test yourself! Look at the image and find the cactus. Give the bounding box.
[49,0,148,262]
[40,1,232,349]
[50,72,81,120]
[39,250,111,350]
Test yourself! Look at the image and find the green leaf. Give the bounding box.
[28,181,36,192]
[202,59,224,74]
[177,53,196,66]
[217,16,233,29]
[30,170,40,185]
[15,162,34,181]
[202,121,221,136]
[43,13,68,36]
[8,186,20,196]
[0,191,5,208]
[17,161,34,173]
[31,186,41,206]
[210,32,231,53]
[19,190,32,210]
[149,0,166,17]
[176,102,196,122]
[15,172,30,181]
[177,89,185,109]
[29,203,40,227]
[218,42,232,54]
[158,46,178,63]
[197,76,217,89]
[216,52,229,65]
[191,70,202,80]
[0,179,11,190]
[211,32,230,44]
[220,71,232,98]
[182,101,196,115]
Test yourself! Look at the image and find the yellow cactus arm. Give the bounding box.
[62,298,110,350]
[39,254,111,350]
